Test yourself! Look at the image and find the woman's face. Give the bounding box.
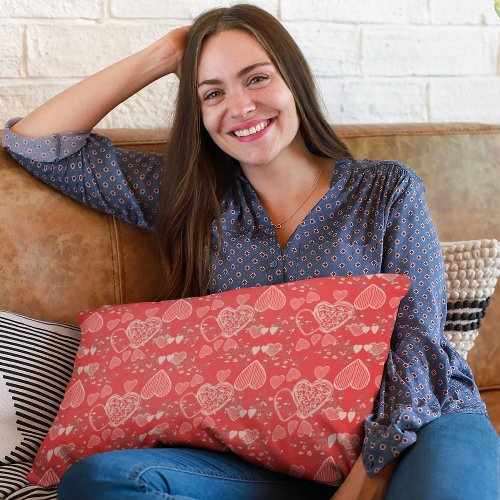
[197,30,300,170]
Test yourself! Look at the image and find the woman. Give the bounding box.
[3,4,498,500]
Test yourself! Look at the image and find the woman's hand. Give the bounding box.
[152,25,190,78]
[330,454,394,500]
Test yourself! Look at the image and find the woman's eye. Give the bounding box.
[204,90,221,101]
[249,75,269,85]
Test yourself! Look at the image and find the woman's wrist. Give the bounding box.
[330,454,394,500]
[142,40,178,80]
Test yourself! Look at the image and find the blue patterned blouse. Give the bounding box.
[2,118,486,477]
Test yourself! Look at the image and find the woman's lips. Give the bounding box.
[230,118,275,142]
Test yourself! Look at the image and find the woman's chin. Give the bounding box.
[239,159,275,171]
[236,150,280,170]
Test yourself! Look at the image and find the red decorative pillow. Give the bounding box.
[29,274,410,488]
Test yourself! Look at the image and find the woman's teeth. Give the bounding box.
[233,119,270,137]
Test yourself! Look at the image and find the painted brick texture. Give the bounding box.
[1,0,499,127]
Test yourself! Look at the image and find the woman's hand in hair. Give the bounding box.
[172,26,190,78]
[330,454,394,500]
[151,26,190,78]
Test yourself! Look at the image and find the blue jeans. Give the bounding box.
[58,413,499,500]
[386,413,499,500]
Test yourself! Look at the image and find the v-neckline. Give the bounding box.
[238,158,347,251]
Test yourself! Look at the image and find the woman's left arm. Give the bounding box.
[360,164,482,476]
[333,163,484,497]
[332,166,443,497]
[360,167,452,474]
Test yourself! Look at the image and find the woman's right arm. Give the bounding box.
[11,26,189,138]
[3,27,188,229]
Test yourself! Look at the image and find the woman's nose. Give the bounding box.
[228,89,256,119]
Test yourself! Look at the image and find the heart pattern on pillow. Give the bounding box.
[296,300,355,334]
[28,274,410,488]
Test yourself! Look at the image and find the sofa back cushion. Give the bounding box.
[1,124,499,388]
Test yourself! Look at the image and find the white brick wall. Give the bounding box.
[1,0,499,128]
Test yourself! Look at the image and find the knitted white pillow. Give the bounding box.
[441,239,500,359]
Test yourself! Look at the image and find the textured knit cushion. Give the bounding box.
[0,311,80,466]
[28,274,410,488]
[442,239,500,359]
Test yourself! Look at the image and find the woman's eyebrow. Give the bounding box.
[197,62,273,88]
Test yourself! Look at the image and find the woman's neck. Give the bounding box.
[239,132,331,197]
[239,134,336,247]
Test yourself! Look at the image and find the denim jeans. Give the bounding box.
[58,413,499,500]
[386,413,499,500]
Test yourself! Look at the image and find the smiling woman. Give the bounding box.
[2,3,499,500]
[158,6,352,295]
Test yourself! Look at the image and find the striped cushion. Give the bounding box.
[442,239,500,359]
[0,463,56,499]
[0,311,80,467]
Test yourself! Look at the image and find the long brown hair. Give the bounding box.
[155,4,352,300]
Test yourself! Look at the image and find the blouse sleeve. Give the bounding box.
[361,167,486,476]
[2,117,165,230]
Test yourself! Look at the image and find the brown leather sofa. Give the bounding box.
[1,123,499,436]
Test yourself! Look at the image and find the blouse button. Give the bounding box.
[270,260,278,268]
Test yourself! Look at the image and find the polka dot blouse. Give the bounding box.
[2,118,487,477]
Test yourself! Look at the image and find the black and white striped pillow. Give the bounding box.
[0,311,80,466]
[442,239,500,359]
[0,462,57,499]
